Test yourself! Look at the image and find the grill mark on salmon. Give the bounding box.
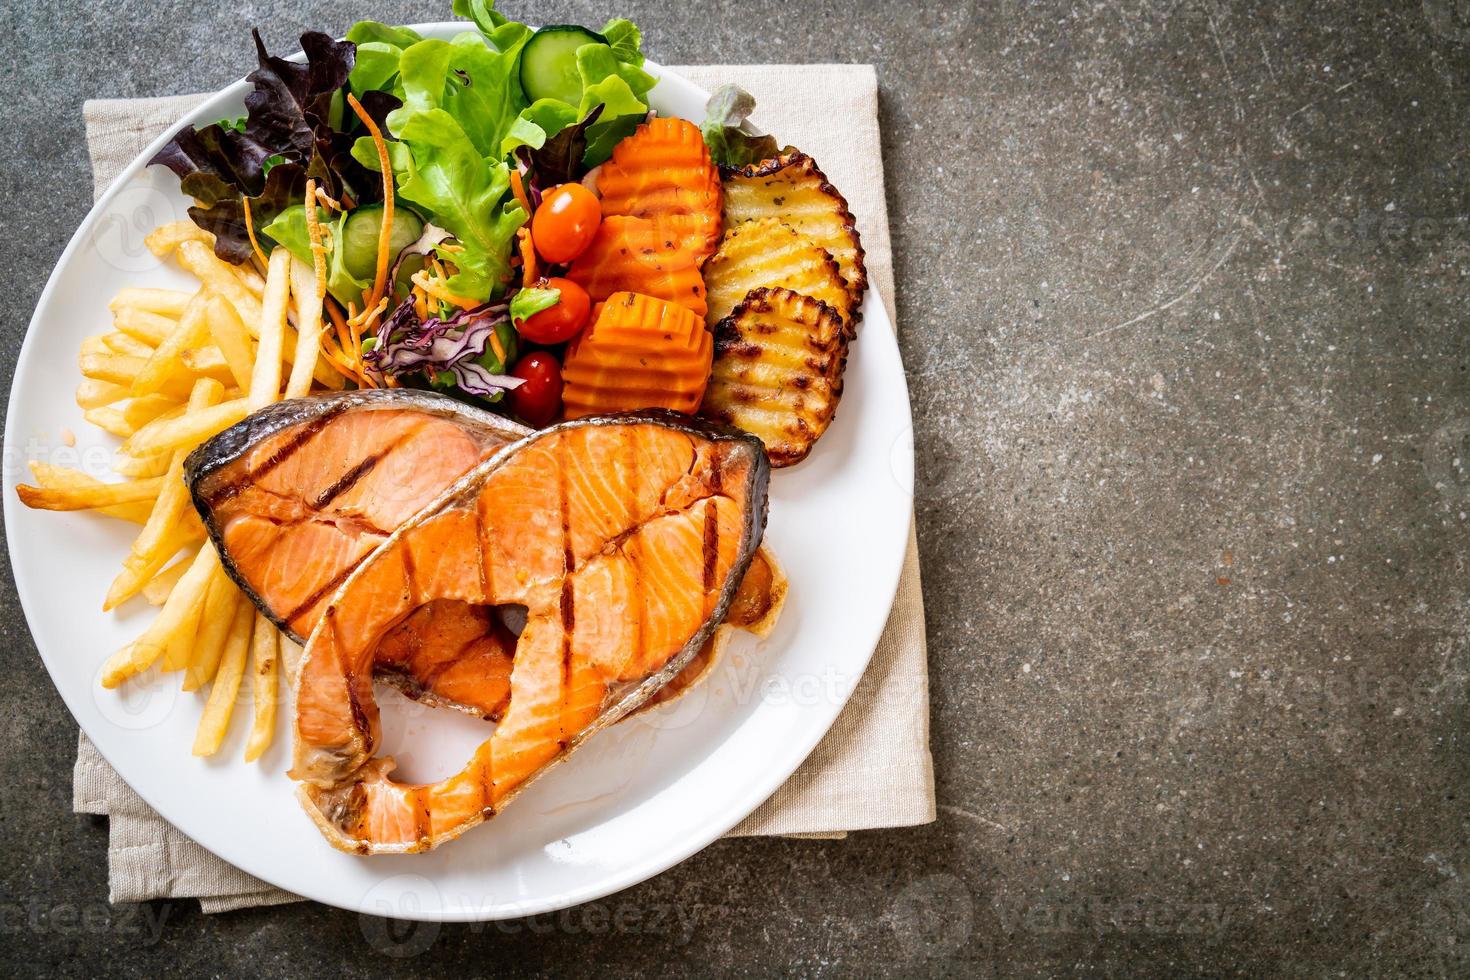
[289,412,769,854]
[625,430,644,667]
[701,497,720,601]
[203,406,346,508]
[281,558,359,627]
[311,449,386,511]
[557,432,575,748]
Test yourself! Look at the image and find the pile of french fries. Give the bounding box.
[17,221,348,760]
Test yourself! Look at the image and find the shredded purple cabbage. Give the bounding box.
[362,299,523,398]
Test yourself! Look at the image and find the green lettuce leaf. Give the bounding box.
[259,206,369,306]
[700,84,779,168]
[390,107,527,299]
[600,19,644,66]
[509,285,562,322]
[338,2,655,300]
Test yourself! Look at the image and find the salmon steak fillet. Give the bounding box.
[186,390,532,719]
[187,391,786,724]
[289,412,769,854]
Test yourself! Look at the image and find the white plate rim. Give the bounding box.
[4,22,914,921]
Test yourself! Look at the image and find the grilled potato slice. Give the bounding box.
[702,218,852,328]
[721,150,867,316]
[700,287,849,467]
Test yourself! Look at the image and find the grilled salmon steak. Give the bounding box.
[187,390,530,641]
[289,412,768,853]
[187,391,785,725]
[186,390,531,719]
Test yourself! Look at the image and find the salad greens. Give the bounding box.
[700,84,780,168]
[146,1,782,406]
[155,1,658,309]
[149,31,362,264]
[508,284,562,322]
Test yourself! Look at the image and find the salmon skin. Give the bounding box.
[290,411,769,854]
[185,389,530,644]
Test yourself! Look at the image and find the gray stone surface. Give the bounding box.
[2,0,1467,974]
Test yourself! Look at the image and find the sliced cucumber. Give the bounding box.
[520,25,607,106]
[340,206,424,282]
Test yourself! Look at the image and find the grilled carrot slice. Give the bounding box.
[565,216,708,317]
[561,291,713,419]
[595,117,722,266]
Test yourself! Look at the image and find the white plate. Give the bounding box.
[3,23,913,921]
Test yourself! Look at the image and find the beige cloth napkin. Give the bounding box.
[73,64,932,913]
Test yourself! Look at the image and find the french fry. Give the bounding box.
[112,452,172,478]
[180,345,229,375]
[84,396,180,440]
[100,541,219,688]
[26,462,153,524]
[142,555,191,605]
[205,296,255,390]
[113,307,178,346]
[82,407,134,439]
[176,240,343,390]
[161,559,216,672]
[131,291,211,397]
[145,220,211,257]
[233,263,267,295]
[76,379,130,410]
[111,287,193,318]
[120,395,184,429]
[243,613,279,761]
[183,579,242,691]
[79,351,141,385]
[248,248,291,409]
[79,353,195,400]
[175,240,264,331]
[119,396,248,458]
[15,475,164,511]
[286,256,324,398]
[105,378,221,609]
[191,598,254,755]
[79,335,110,359]
[102,332,155,359]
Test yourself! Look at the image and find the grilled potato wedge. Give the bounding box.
[700,287,849,467]
[721,151,867,316]
[702,218,852,328]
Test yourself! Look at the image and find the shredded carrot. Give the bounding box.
[516,227,538,287]
[436,241,464,254]
[241,198,268,269]
[411,270,479,310]
[489,329,507,364]
[348,296,388,352]
[313,186,346,212]
[324,298,365,384]
[302,179,328,302]
[346,93,395,313]
[510,169,533,219]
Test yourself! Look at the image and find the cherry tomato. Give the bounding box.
[532,183,601,263]
[515,277,591,344]
[510,351,564,427]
